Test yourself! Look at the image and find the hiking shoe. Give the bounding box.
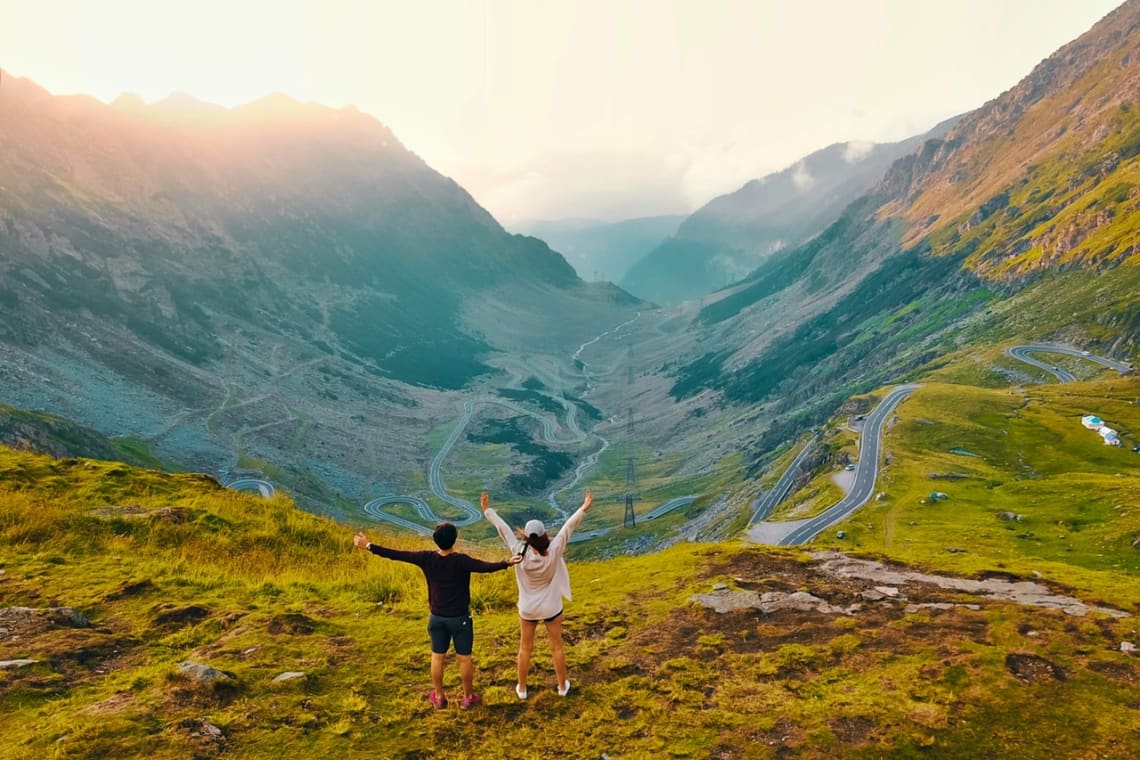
[460,693,482,709]
[557,680,571,697]
[427,691,447,709]
[515,684,528,700]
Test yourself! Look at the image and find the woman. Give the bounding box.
[481,489,592,699]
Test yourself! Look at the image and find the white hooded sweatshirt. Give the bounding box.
[483,505,588,621]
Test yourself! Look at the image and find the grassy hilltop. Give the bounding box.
[2,436,1139,759]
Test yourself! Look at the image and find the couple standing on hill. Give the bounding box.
[352,489,593,709]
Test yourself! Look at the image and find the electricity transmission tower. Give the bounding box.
[624,456,638,528]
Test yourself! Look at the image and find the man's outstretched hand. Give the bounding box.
[507,554,523,565]
[581,489,593,511]
[480,492,490,512]
[353,531,371,550]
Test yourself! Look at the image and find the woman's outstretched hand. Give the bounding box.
[480,492,490,512]
[581,489,593,511]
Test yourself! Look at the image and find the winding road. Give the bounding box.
[748,436,818,525]
[225,478,276,498]
[1007,343,1132,383]
[773,384,920,545]
[360,313,640,536]
[749,342,1131,546]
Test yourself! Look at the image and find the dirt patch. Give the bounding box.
[152,604,210,629]
[1086,659,1139,686]
[830,715,877,745]
[104,579,156,600]
[267,613,316,635]
[1005,653,1067,683]
[0,606,90,639]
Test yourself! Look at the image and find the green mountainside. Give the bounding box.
[619,124,958,306]
[669,0,1140,458]
[1,445,1137,758]
[0,403,162,468]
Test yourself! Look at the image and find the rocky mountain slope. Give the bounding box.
[619,124,958,306]
[0,74,642,508]
[663,0,1140,452]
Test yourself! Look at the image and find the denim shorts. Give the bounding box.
[427,614,474,655]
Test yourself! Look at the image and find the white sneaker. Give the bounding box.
[557,680,571,697]
[515,684,527,700]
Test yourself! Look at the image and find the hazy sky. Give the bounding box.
[0,0,1124,223]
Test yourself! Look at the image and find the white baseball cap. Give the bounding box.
[524,519,545,537]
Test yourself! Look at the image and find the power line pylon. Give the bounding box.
[624,456,638,528]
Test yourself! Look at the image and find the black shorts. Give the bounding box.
[427,614,474,655]
[522,609,563,624]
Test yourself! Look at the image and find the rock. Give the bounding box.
[861,589,886,601]
[836,530,846,539]
[997,512,1022,521]
[712,583,728,591]
[904,603,954,613]
[690,589,848,615]
[177,662,233,683]
[1121,641,1136,653]
[0,606,90,639]
[272,671,306,683]
[874,586,900,598]
[946,547,966,553]
[0,659,39,669]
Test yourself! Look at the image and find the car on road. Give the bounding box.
[844,463,856,471]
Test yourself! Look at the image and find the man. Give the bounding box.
[353,522,521,709]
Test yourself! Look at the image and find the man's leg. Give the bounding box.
[517,618,538,692]
[545,616,569,690]
[453,616,476,699]
[457,654,474,698]
[427,615,451,704]
[431,652,447,700]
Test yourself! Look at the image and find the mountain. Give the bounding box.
[0,402,162,467]
[512,214,685,283]
[0,74,642,508]
[619,124,958,305]
[666,0,1140,447]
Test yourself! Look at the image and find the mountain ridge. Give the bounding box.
[619,122,959,305]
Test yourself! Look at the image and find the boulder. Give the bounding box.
[272,671,306,683]
[177,662,233,683]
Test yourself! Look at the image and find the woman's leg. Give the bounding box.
[517,618,538,692]
[545,615,568,690]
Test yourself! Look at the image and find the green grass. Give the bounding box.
[803,378,1140,607]
[3,446,1140,758]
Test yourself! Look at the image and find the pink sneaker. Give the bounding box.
[459,693,482,709]
[427,690,447,709]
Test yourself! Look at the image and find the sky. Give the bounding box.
[0,0,1125,224]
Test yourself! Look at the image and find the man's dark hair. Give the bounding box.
[433,522,458,550]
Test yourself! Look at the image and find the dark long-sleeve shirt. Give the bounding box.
[368,545,509,617]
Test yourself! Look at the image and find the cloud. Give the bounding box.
[791,162,814,191]
[454,149,694,224]
[843,140,876,163]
